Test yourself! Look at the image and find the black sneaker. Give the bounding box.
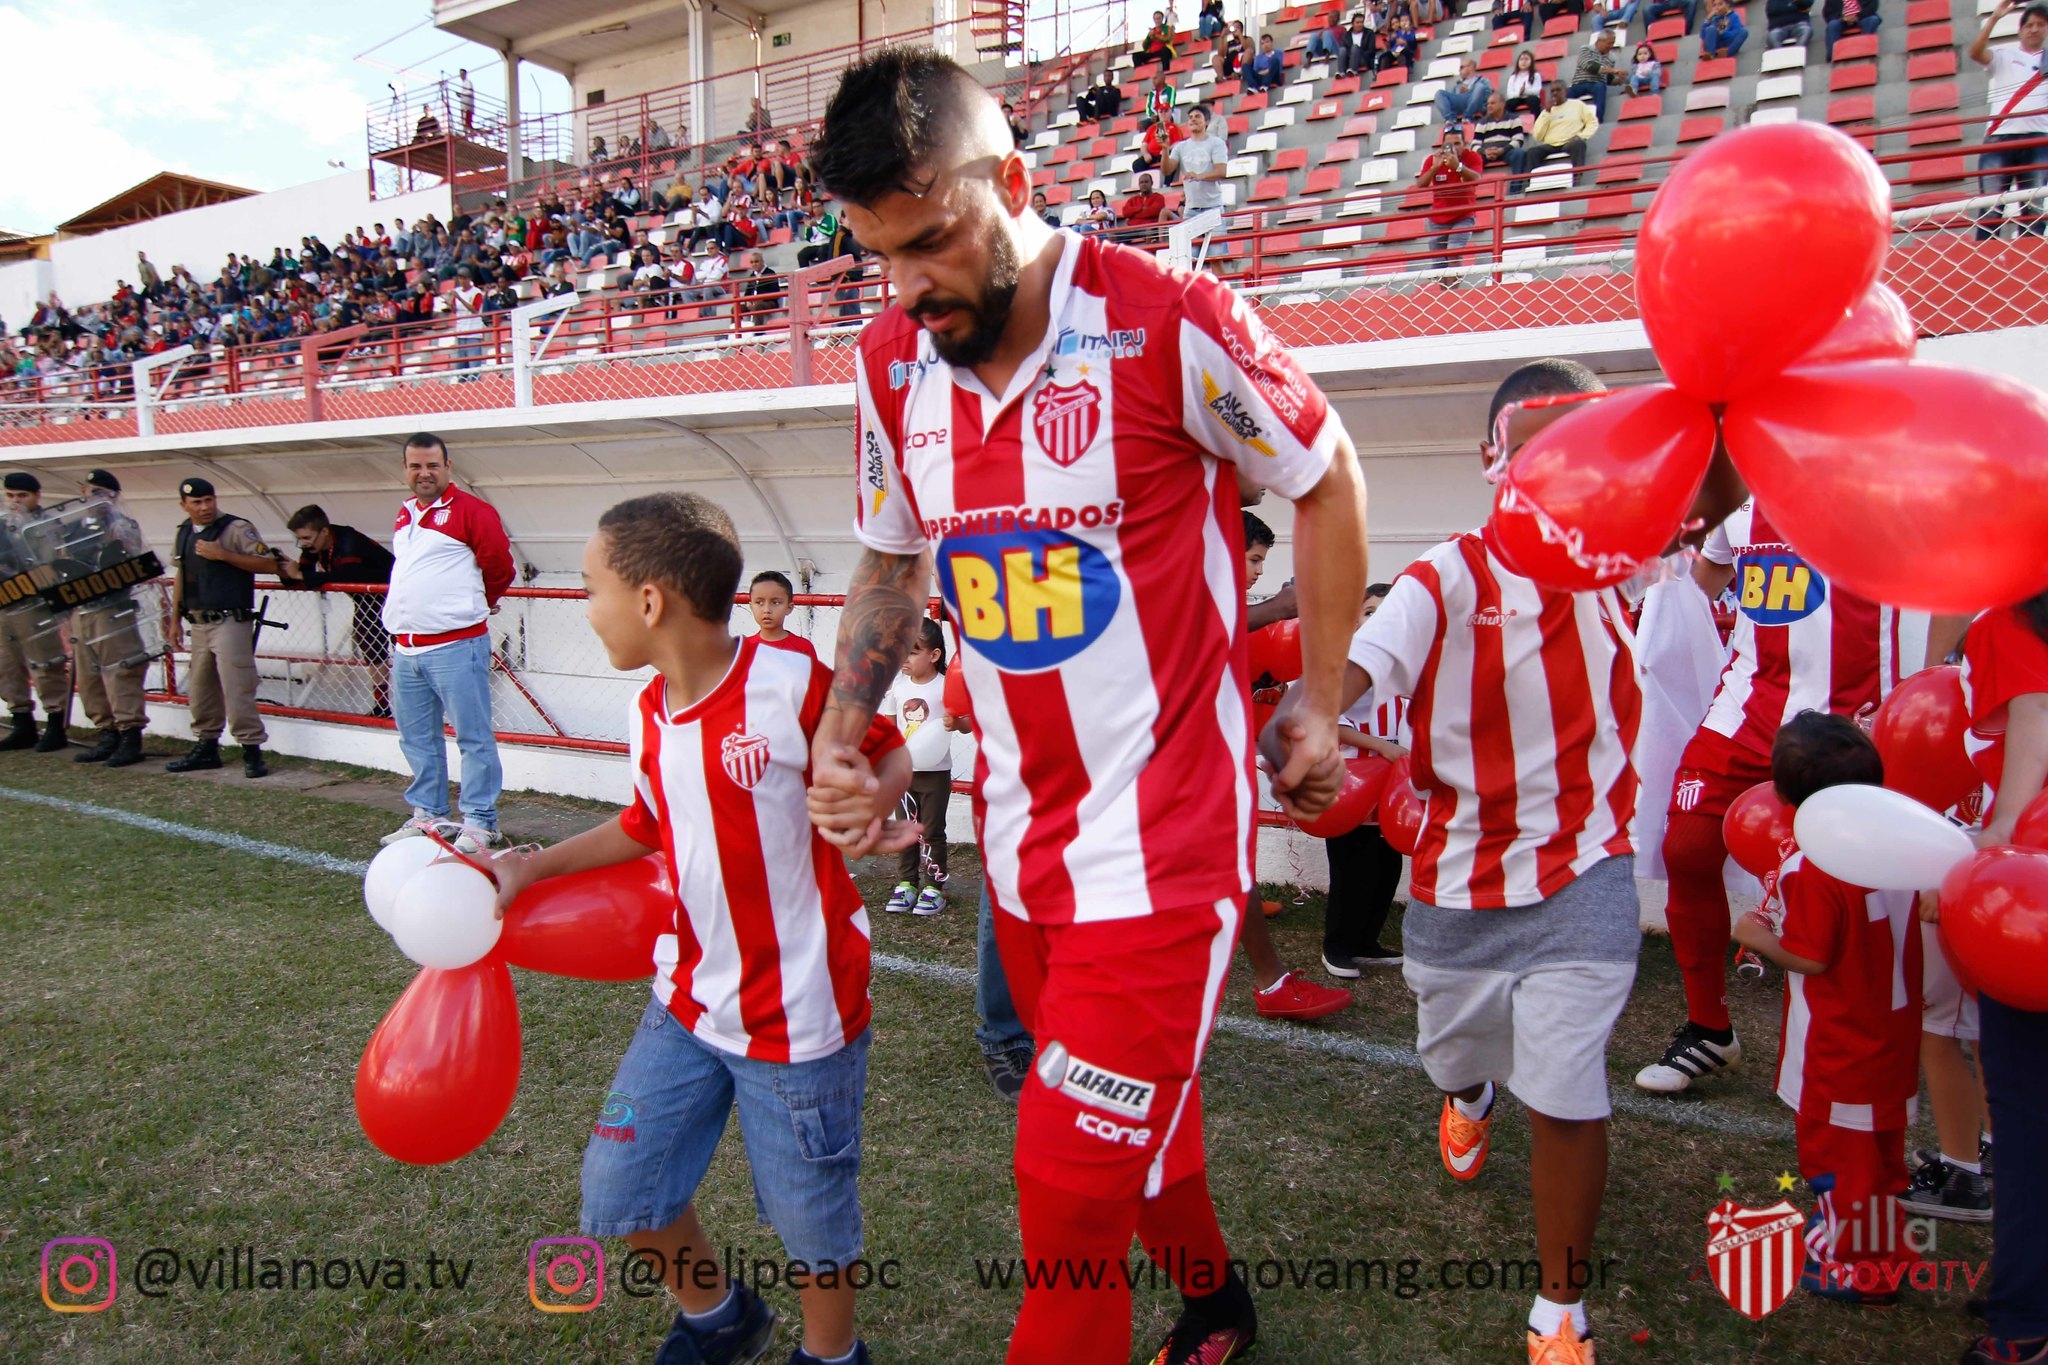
[1356,944,1404,967]
[166,739,223,772]
[654,1281,778,1365]
[1901,1153,1992,1223]
[1982,1136,1995,1179]
[1633,1022,1741,1093]
[981,1042,1034,1102]
[74,730,120,763]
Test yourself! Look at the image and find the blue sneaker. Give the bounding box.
[654,1282,778,1365]
[789,1343,870,1365]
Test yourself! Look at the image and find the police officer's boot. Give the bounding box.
[241,745,269,779]
[166,738,223,772]
[0,711,36,750]
[104,728,145,768]
[34,715,69,752]
[74,729,120,763]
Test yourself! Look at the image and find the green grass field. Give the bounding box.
[0,740,1992,1363]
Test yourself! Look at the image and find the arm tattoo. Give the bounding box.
[829,549,929,722]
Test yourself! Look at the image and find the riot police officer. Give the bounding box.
[70,471,153,767]
[167,477,277,778]
[0,471,73,752]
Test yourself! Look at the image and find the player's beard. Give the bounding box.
[917,231,1022,369]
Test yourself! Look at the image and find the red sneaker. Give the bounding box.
[1254,971,1352,1020]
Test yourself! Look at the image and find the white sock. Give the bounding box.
[1528,1295,1588,1337]
[807,1348,859,1365]
[681,1283,736,1326]
[1943,1155,1984,1175]
[1453,1081,1495,1121]
[1256,972,1293,996]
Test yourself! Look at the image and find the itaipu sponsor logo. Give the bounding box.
[888,356,941,389]
[937,527,1122,672]
[1053,325,1147,361]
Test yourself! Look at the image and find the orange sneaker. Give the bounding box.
[1253,971,1353,1020]
[1527,1317,1597,1364]
[1261,898,1283,918]
[1438,1092,1493,1181]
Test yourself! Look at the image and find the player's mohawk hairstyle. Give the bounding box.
[812,46,987,207]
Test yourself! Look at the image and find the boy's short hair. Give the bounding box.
[1242,511,1276,549]
[750,569,795,598]
[916,616,947,670]
[1365,581,1393,599]
[1772,711,1884,808]
[597,492,743,623]
[285,504,330,533]
[1486,357,1604,430]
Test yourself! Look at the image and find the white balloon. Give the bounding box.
[1792,784,1976,891]
[364,838,442,933]
[388,859,503,969]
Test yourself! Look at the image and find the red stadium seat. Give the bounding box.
[1112,115,1139,134]
[1620,94,1663,119]
[1647,16,1686,38]
[1904,0,1947,20]
[1907,21,1954,48]
[1170,56,1197,73]
[1678,114,1724,141]
[1692,56,1735,82]
[1907,119,1963,146]
[1309,99,1344,119]
[1908,80,1960,113]
[1826,93,1876,122]
[1228,114,1251,135]
[1585,192,1637,218]
[1060,160,1095,182]
[1359,92,1392,111]
[1306,165,1344,194]
[1239,90,1270,110]
[1045,184,1074,204]
[1907,50,1957,79]
[1597,156,1646,183]
[1831,33,1879,60]
[1342,114,1380,136]
[1031,167,1055,188]
[1327,75,1362,95]
[1829,62,1877,90]
[1214,80,1242,99]
[1374,66,1407,87]
[1543,14,1582,35]
[1272,146,1310,171]
[1480,46,1513,68]
[1252,175,1291,201]
[1534,37,1568,58]
[1048,144,1076,164]
[1086,138,1115,158]
[1320,139,1360,164]
[1276,4,1305,19]
[1382,216,1428,242]
[1910,156,1970,183]
[1493,26,1522,44]
[1606,123,1654,150]
[769,227,792,245]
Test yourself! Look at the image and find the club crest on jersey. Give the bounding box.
[1705,1199,1804,1320]
[1034,1040,1156,1120]
[720,729,771,789]
[1674,773,1706,811]
[1737,551,1826,626]
[936,527,1121,672]
[431,509,450,527]
[1032,379,1101,468]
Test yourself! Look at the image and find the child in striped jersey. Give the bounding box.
[1324,582,1409,977]
[490,493,914,1365]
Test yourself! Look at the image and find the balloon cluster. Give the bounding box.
[353,844,675,1165]
[1486,122,2048,615]
[1718,667,2048,1011]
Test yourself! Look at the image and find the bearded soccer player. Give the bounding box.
[803,50,1369,1365]
[1633,502,1898,1094]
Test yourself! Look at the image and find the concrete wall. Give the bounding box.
[0,257,54,335]
[42,176,453,312]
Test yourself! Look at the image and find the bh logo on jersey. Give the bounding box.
[720,729,771,789]
[937,527,1121,671]
[1032,379,1101,468]
[1737,551,1826,626]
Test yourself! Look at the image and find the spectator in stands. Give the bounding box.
[444,268,486,380]
[136,252,162,301]
[1628,39,1665,92]
[415,105,442,141]
[1972,0,2048,239]
[1078,72,1124,120]
[1121,171,1171,230]
[1540,0,1588,22]
[682,184,727,249]
[682,241,729,302]
[589,133,608,162]
[1699,0,1749,54]
[735,250,782,326]
[1436,57,1495,121]
[1473,91,1528,166]
[1212,19,1248,77]
[1199,0,1227,38]
[1509,80,1598,189]
[1822,0,1880,54]
[1002,100,1029,145]
[1418,128,1485,278]
[616,176,643,211]
[1338,13,1380,75]
[1379,13,1421,71]
[649,120,672,151]
[1308,7,1349,59]
[745,97,772,135]
[1641,0,1701,32]
[1504,47,1546,112]
[1767,0,1816,44]
[1244,32,1287,90]
[1135,109,1188,177]
[629,246,668,302]
[1143,68,1177,127]
[796,203,849,266]
[1494,0,1537,40]
[1031,189,1062,228]
[1166,103,1230,215]
[1075,189,1119,234]
[542,260,576,297]
[1136,9,1177,64]
[1567,30,1627,119]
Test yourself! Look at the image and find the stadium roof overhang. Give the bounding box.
[55,173,256,238]
[430,0,816,77]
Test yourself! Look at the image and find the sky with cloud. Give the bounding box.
[0,1,570,233]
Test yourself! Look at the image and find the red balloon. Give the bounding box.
[1722,362,2048,613]
[1636,122,1890,403]
[1938,846,2048,1010]
[1872,666,1981,813]
[1723,781,1797,879]
[1796,282,1917,367]
[355,959,522,1165]
[1377,756,1427,857]
[1297,754,1394,838]
[2012,789,2048,851]
[1488,384,1717,591]
[1251,699,1278,745]
[1249,619,1303,684]
[500,855,675,981]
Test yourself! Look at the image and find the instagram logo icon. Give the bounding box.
[529,1237,604,1312]
[42,1238,118,1312]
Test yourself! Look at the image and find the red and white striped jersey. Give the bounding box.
[1342,690,1411,747]
[1699,502,1899,756]
[1772,852,1921,1130]
[618,637,903,1063]
[1960,603,2048,812]
[1347,532,1642,909]
[851,232,1344,924]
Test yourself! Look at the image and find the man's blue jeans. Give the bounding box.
[392,633,502,830]
[1567,78,1611,120]
[1435,87,1490,122]
[1976,133,2048,240]
[975,882,1030,1055]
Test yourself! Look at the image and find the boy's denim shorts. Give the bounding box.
[580,996,867,1267]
